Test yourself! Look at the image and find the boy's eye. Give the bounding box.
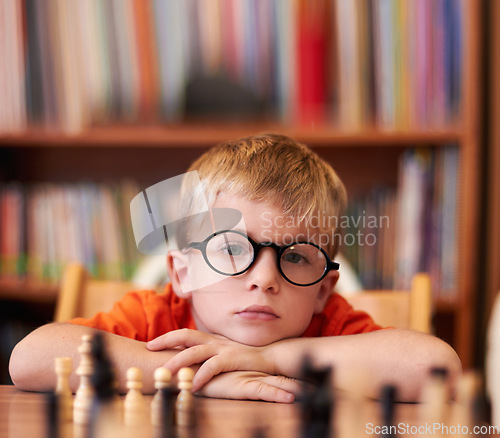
[282,251,309,265]
[206,233,252,258]
[220,243,247,256]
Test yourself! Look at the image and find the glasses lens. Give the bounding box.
[205,231,254,275]
[280,244,327,285]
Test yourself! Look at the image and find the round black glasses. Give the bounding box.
[186,230,339,287]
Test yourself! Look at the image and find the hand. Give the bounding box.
[196,370,301,403]
[146,329,276,391]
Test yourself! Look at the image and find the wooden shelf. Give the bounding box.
[0,123,464,148]
[0,278,58,303]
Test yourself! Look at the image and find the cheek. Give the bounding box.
[191,292,233,334]
[192,292,218,310]
[188,257,230,290]
[282,291,321,323]
[191,287,234,321]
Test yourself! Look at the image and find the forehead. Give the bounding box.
[213,193,319,243]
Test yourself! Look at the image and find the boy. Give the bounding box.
[9,134,461,403]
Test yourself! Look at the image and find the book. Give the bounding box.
[2,181,143,284]
[0,0,465,133]
[295,0,329,124]
[342,146,458,297]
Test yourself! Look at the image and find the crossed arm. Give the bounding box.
[9,323,461,403]
[8,322,300,402]
[148,327,461,402]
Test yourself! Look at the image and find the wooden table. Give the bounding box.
[0,384,497,438]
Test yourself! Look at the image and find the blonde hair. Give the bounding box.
[178,133,347,256]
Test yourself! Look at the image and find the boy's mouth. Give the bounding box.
[236,305,279,321]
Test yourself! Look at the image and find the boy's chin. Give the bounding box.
[226,331,282,347]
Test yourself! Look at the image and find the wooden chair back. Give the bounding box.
[55,264,432,334]
[54,263,137,322]
[342,273,432,333]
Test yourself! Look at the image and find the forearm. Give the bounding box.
[150,328,461,402]
[267,329,462,402]
[9,322,180,394]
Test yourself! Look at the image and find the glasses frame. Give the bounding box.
[186,229,340,287]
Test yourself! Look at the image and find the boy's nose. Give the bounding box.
[245,247,280,294]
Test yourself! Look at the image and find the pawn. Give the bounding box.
[176,367,195,427]
[124,367,146,427]
[73,334,94,425]
[450,371,481,429]
[419,367,450,434]
[54,357,73,422]
[151,367,172,427]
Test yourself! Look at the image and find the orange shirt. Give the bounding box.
[68,283,383,341]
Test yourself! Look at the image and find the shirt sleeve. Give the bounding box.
[332,305,386,335]
[67,290,153,341]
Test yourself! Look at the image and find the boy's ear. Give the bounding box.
[167,251,193,299]
[314,271,339,313]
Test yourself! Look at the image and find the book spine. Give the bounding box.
[295,0,328,124]
[0,0,466,132]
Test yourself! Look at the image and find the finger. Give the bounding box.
[147,329,209,351]
[164,345,220,374]
[192,357,228,391]
[261,375,304,397]
[242,380,295,403]
[192,354,260,391]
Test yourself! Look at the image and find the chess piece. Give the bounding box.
[124,367,146,427]
[380,384,397,438]
[151,367,172,427]
[73,334,94,425]
[299,356,333,438]
[176,367,195,427]
[89,333,123,438]
[419,367,450,436]
[46,392,60,438]
[90,332,116,403]
[54,357,73,422]
[450,371,481,430]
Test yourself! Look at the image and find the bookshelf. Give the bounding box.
[0,0,483,368]
[0,125,463,147]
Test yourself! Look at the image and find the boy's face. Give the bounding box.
[168,193,339,346]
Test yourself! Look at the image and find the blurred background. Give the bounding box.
[0,0,498,388]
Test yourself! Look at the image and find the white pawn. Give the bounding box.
[450,371,481,429]
[124,367,146,427]
[176,367,195,427]
[55,357,73,422]
[151,367,172,427]
[73,334,94,425]
[419,368,450,437]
